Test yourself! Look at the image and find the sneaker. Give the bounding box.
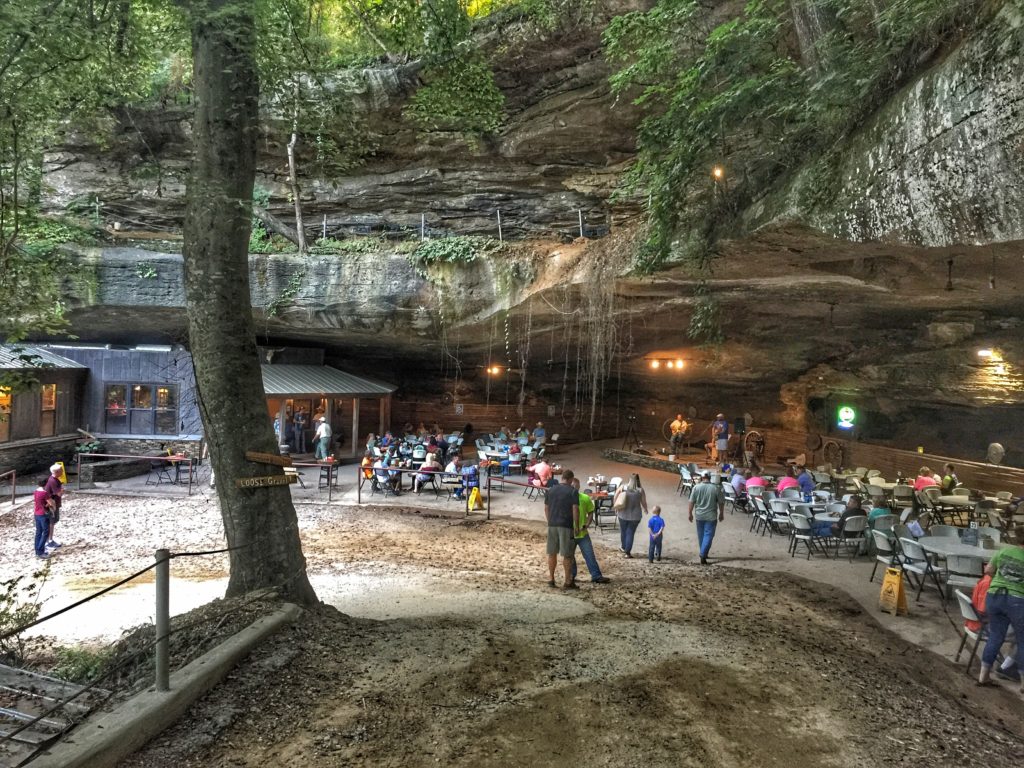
[36,553,50,559]
[591,576,611,584]
[996,667,1022,683]
[46,541,61,549]
[700,556,708,565]
[563,582,579,590]
[547,579,557,588]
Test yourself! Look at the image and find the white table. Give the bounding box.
[919,538,1006,562]
[937,495,976,508]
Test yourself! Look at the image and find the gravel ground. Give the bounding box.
[1,489,1022,767]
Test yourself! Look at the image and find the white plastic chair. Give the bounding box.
[953,590,986,674]
[869,530,900,582]
[833,515,868,561]
[899,537,946,602]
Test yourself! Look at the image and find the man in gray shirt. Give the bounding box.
[688,471,725,565]
[544,469,580,589]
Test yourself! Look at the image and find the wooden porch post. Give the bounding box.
[351,397,360,458]
[378,397,386,435]
[277,400,287,450]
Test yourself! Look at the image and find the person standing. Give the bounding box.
[314,417,332,460]
[33,478,51,559]
[43,463,64,550]
[569,479,611,584]
[648,505,665,563]
[613,473,648,558]
[544,470,579,589]
[688,471,724,565]
[711,413,729,464]
[977,540,1024,692]
[292,408,307,453]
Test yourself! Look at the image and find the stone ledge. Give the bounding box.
[601,448,685,475]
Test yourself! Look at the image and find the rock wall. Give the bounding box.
[41,3,644,239]
[751,0,1024,247]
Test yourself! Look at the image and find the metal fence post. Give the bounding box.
[155,549,170,692]
[486,474,491,521]
[76,453,82,490]
[356,465,362,504]
[327,463,333,503]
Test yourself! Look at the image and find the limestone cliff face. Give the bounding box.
[750,0,1024,248]
[41,4,643,239]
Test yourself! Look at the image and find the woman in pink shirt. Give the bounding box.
[913,466,938,492]
[775,467,799,493]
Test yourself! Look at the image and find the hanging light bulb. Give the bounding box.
[650,360,660,369]
[675,359,684,369]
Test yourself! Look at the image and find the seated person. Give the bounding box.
[867,502,892,528]
[460,462,480,499]
[416,422,430,439]
[500,441,522,476]
[387,458,403,493]
[831,495,865,537]
[913,466,938,492]
[775,467,799,494]
[669,413,689,452]
[360,452,374,480]
[365,432,378,452]
[379,431,395,448]
[414,453,442,493]
[745,472,767,490]
[402,421,415,436]
[435,432,450,456]
[497,426,509,441]
[532,421,547,443]
[532,458,554,488]
[796,465,815,501]
[516,424,530,441]
[940,463,960,494]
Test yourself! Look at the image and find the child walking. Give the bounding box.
[648,505,665,562]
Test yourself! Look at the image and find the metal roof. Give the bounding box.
[261,364,395,397]
[0,345,86,370]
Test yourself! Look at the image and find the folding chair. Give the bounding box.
[833,515,868,561]
[899,537,946,602]
[869,530,901,582]
[146,460,173,486]
[954,590,987,675]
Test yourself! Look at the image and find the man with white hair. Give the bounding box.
[43,463,64,550]
[710,413,729,463]
[313,417,332,460]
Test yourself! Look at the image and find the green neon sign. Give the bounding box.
[837,405,856,430]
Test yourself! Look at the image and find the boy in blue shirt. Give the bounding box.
[648,505,665,562]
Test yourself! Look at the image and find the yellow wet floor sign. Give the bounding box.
[467,487,484,510]
[879,567,908,615]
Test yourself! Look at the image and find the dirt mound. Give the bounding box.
[115,515,1022,768]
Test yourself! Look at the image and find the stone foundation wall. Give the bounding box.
[97,437,202,457]
[0,436,79,476]
[77,458,152,484]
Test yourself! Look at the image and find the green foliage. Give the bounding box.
[0,565,49,666]
[687,281,724,346]
[411,235,502,265]
[267,268,308,317]
[51,646,112,684]
[605,0,982,272]
[406,57,505,133]
[135,262,158,280]
[311,237,385,255]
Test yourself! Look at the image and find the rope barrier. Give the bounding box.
[0,563,158,642]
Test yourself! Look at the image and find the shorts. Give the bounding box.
[716,438,728,451]
[546,526,576,557]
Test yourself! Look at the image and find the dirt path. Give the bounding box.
[108,507,1021,768]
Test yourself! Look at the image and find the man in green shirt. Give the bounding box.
[978,543,1024,691]
[569,479,611,584]
[688,472,725,565]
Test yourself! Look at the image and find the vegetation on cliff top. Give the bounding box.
[605,0,989,272]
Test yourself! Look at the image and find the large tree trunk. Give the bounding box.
[183,0,317,606]
[286,79,307,254]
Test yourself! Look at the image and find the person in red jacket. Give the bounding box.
[32,478,51,559]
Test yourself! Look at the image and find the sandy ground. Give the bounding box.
[1,442,1022,766]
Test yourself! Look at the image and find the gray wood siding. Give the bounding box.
[50,347,201,437]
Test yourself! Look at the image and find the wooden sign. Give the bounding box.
[879,567,908,616]
[245,451,292,467]
[235,474,298,489]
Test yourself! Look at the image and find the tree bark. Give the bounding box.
[182,0,317,606]
[253,204,300,246]
[286,79,307,254]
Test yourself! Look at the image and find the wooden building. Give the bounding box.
[0,346,87,471]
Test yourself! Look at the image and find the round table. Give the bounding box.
[814,512,840,522]
[919,538,1007,562]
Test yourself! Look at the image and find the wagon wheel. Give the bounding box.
[822,439,844,469]
[661,418,674,443]
[743,430,766,462]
